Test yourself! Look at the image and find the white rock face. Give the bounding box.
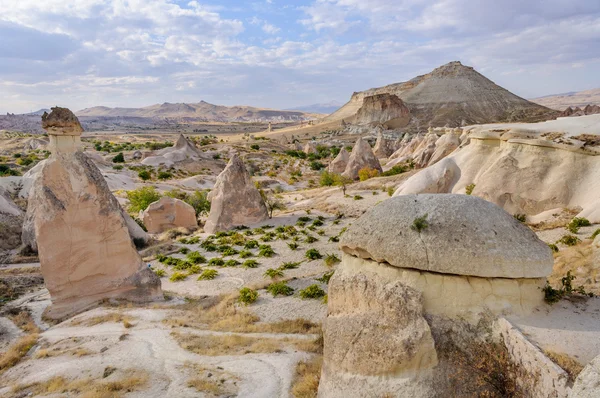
[28,107,162,320]
[303,141,318,154]
[204,154,269,233]
[394,157,460,195]
[0,187,23,253]
[142,197,198,234]
[328,147,349,174]
[142,134,204,167]
[342,137,382,180]
[571,354,600,398]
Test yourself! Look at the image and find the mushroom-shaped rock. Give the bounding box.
[204,154,268,233]
[142,197,198,234]
[28,107,162,320]
[328,147,349,174]
[41,107,83,136]
[342,137,382,180]
[341,194,552,279]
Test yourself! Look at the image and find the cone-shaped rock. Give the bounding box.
[342,137,383,180]
[28,107,162,320]
[372,129,397,158]
[142,197,198,234]
[204,154,269,233]
[328,147,350,174]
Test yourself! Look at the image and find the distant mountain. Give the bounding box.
[285,101,343,115]
[325,61,558,128]
[530,88,600,110]
[76,100,319,122]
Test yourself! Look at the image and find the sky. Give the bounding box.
[1,0,599,114]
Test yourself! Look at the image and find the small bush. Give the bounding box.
[198,269,218,280]
[113,165,123,170]
[320,170,336,186]
[465,183,475,195]
[324,253,340,267]
[387,186,394,196]
[280,261,301,270]
[567,217,591,233]
[299,284,325,299]
[548,243,559,253]
[591,229,600,240]
[305,249,322,260]
[221,247,239,257]
[208,258,225,267]
[316,270,334,284]
[258,245,276,257]
[411,214,429,232]
[358,167,379,181]
[267,282,294,297]
[224,259,240,267]
[312,219,324,227]
[250,144,260,150]
[158,171,172,180]
[112,152,125,163]
[187,251,206,264]
[244,240,259,249]
[264,268,284,279]
[169,272,188,282]
[239,250,253,258]
[353,195,363,201]
[305,235,318,244]
[179,247,190,254]
[288,242,299,250]
[543,271,593,304]
[381,165,406,177]
[238,287,258,305]
[153,268,166,277]
[126,186,161,212]
[138,170,152,181]
[514,214,526,223]
[557,234,580,246]
[298,216,311,222]
[188,264,202,274]
[328,236,339,243]
[242,259,259,268]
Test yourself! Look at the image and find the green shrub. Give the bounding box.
[299,284,325,299]
[0,164,20,176]
[153,268,166,277]
[557,234,580,246]
[296,221,306,227]
[267,281,294,297]
[242,259,259,268]
[238,287,258,305]
[543,271,593,304]
[169,272,188,282]
[179,247,190,254]
[316,270,334,284]
[320,170,336,186]
[113,165,123,170]
[310,161,325,171]
[287,242,299,250]
[411,214,429,232]
[548,244,559,253]
[358,167,379,181]
[328,236,339,243]
[221,247,239,256]
[305,248,322,260]
[112,152,125,163]
[126,186,161,212]
[298,216,311,222]
[567,217,591,233]
[198,269,218,280]
[188,264,202,274]
[244,240,259,249]
[387,186,394,196]
[280,261,301,270]
[312,219,324,227]
[353,195,363,201]
[305,235,318,244]
[258,245,275,257]
[138,170,152,181]
[230,233,246,246]
[591,229,600,239]
[465,183,475,195]
[224,259,240,267]
[324,253,340,267]
[381,165,407,177]
[158,171,172,180]
[239,250,253,258]
[264,268,284,279]
[250,144,260,150]
[208,258,225,267]
[187,251,206,264]
[514,214,526,223]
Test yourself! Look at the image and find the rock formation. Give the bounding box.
[303,141,318,154]
[393,115,600,222]
[142,134,204,167]
[27,107,162,320]
[328,147,349,174]
[319,194,553,397]
[561,104,600,117]
[142,197,198,234]
[204,154,268,233]
[372,129,398,158]
[342,137,382,180]
[353,93,410,128]
[572,353,600,397]
[0,187,23,255]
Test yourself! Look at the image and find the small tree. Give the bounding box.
[333,174,353,196]
[260,189,285,218]
[358,167,379,181]
[126,186,161,213]
[112,152,125,163]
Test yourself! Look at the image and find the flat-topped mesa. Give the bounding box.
[319,194,554,397]
[29,107,162,320]
[204,154,269,233]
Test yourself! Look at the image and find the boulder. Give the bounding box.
[28,107,161,320]
[132,150,143,160]
[570,354,600,398]
[142,197,198,234]
[328,148,349,174]
[0,187,23,253]
[354,93,411,128]
[204,154,268,233]
[342,137,382,180]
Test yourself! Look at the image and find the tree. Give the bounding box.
[260,189,286,219]
[112,152,125,163]
[333,174,353,196]
[126,186,161,213]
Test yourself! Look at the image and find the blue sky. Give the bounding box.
[1,0,599,113]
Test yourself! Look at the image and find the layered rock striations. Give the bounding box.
[27,107,162,320]
[353,93,411,128]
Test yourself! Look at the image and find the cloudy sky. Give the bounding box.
[1,0,599,114]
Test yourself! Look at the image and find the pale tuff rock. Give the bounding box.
[0,187,23,252]
[142,134,203,167]
[142,196,198,234]
[342,137,382,180]
[328,147,349,174]
[303,141,318,154]
[353,93,411,128]
[571,354,600,398]
[341,194,553,279]
[29,107,161,320]
[428,129,461,165]
[132,150,143,160]
[372,129,398,158]
[394,158,459,195]
[204,154,268,233]
[41,107,84,136]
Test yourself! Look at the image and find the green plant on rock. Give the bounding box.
[543,271,594,304]
[126,186,161,213]
[299,284,326,299]
[198,269,218,280]
[238,287,258,305]
[513,214,527,223]
[153,268,166,277]
[208,258,225,267]
[557,234,580,246]
[279,261,301,270]
[224,259,240,267]
[316,270,334,284]
[548,244,559,253]
[187,251,206,264]
[242,259,259,268]
[258,245,275,257]
[267,281,294,297]
[264,268,284,279]
[239,250,253,258]
[112,152,125,163]
[590,229,600,240]
[287,242,299,250]
[305,248,322,260]
[169,271,188,282]
[324,253,340,267]
[411,214,429,233]
[465,183,475,195]
[304,235,318,244]
[244,240,259,249]
[567,217,591,234]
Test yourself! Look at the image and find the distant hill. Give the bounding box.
[530,88,600,110]
[325,61,558,128]
[76,100,320,122]
[286,101,343,115]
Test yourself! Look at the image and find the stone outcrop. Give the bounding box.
[571,354,600,398]
[28,107,161,320]
[204,154,268,233]
[0,187,23,254]
[372,129,398,158]
[342,137,382,180]
[353,93,411,128]
[142,197,198,234]
[142,134,204,167]
[561,104,600,117]
[328,147,349,174]
[303,141,318,154]
[319,194,553,397]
